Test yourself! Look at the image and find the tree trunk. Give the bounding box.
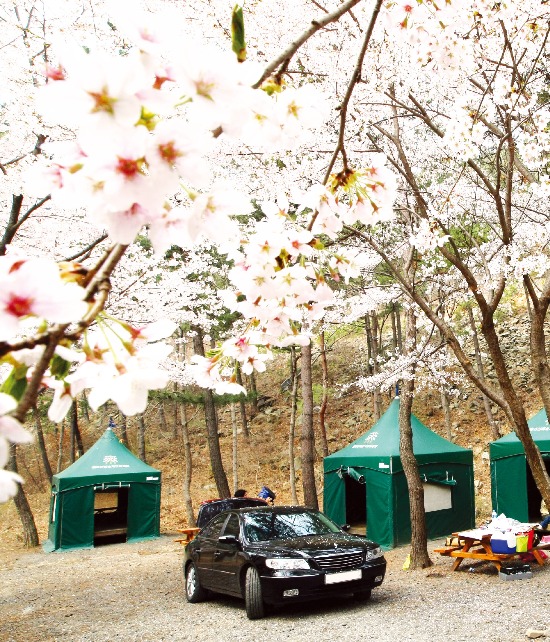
[137,414,147,463]
[394,303,403,351]
[70,402,76,464]
[193,327,230,498]
[399,302,432,569]
[120,413,129,448]
[365,313,382,420]
[300,342,318,509]
[158,402,168,433]
[70,400,84,459]
[180,403,195,526]
[56,420,65,473]
[8,445,39,547]
[231,403,238,493]
[370,312,382,419]
[318,332,329,458]
[467,307,499,440]
[235,366,249,439]
[33,405,53,481]
[248,371,259,417]
[289,346,299,504]
[81,390,90,422]
[440,390,452,442]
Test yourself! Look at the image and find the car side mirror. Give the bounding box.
[218,534,240,546]
[341,524,351,532]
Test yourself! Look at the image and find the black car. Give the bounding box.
[184,505,386,619]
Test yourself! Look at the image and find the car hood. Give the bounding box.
[248,533,376,557]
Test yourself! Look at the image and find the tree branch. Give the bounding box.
[253,0,362,88]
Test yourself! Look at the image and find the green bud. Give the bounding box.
[231,4,247,62]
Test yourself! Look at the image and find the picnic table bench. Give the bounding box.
[174,527,201,546]
[434,529,547,571]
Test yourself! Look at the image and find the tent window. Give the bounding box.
[51,493,57,523]
[423,482,452,512]
[94,491,119,511]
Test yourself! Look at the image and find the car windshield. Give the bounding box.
[243,510,342,542]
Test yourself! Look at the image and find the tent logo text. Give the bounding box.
[103,455,119,465]
[365,432,378,443]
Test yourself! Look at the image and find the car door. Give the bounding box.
[209,512,245,595]
[194,513,228,590]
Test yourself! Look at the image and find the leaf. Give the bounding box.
[50,354,72,379]
[231,4,247,63]
[0,365,29,402]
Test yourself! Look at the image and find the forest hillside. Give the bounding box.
[0,313,541,552]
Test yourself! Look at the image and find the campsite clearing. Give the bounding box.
[1,534,548,642]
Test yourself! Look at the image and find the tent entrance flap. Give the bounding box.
[421,471,457,486]
[94,487,129,542]
[344,474,366,535]
[526,457,550,522]
[340,466,365,484]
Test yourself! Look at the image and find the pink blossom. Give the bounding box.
[0,257,88,341]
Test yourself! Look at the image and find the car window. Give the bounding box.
[243,511,341,542]
[222,514,241,538]
[200,513,227,539]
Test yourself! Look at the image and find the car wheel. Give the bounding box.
[185,562,207,603]
[353,589,372,601]
[245,566,265,620]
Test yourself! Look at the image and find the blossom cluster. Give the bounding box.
[46,318,176,420]
[0,1,405,502]
[189,160,399,394]
[32,10,328,255]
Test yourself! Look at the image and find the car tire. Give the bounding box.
[353,589,372,601]
[245,566,265,620]
[185,562,207,603]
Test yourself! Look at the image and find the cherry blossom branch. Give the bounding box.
[11,331,63,423]
[403,93,499,201]
[322,0,383,183]
[0,194,51,255]
[344,224,514,422]
[472,109,536,183]
[252,0,363,88]
[0,244,127,358]
[65,233,108,262]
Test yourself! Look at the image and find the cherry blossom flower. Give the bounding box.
[37,48,148,129]
[0,257,88,342]
[0,393,32,502]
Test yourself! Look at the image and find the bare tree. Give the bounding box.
[33,404,52,481]
[300,342,318,509]
[192,327,230,498]
[288,346,300,504]
[318,332,329,458]
[137,414,147,463]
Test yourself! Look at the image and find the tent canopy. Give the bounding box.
[325,397,472,474]
[490,409,550,459]
[45,428,161,552]
[323,398,474,549]
[53,428,161,490]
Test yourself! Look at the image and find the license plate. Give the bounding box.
[325,569,362,584]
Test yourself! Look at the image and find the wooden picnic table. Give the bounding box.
[174,527,201,546]
[434,529,547,571]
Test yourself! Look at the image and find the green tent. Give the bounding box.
[323,398,474,549]
[490,409,550,522]
[44,428,161,552]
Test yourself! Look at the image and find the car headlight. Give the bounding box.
[265,558,310,570]
[365,546,383,560]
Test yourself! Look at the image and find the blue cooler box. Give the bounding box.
[491,533,516,554]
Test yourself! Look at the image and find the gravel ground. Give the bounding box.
[0,535,549,642]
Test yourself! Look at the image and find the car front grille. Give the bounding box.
[313,551,364,571]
